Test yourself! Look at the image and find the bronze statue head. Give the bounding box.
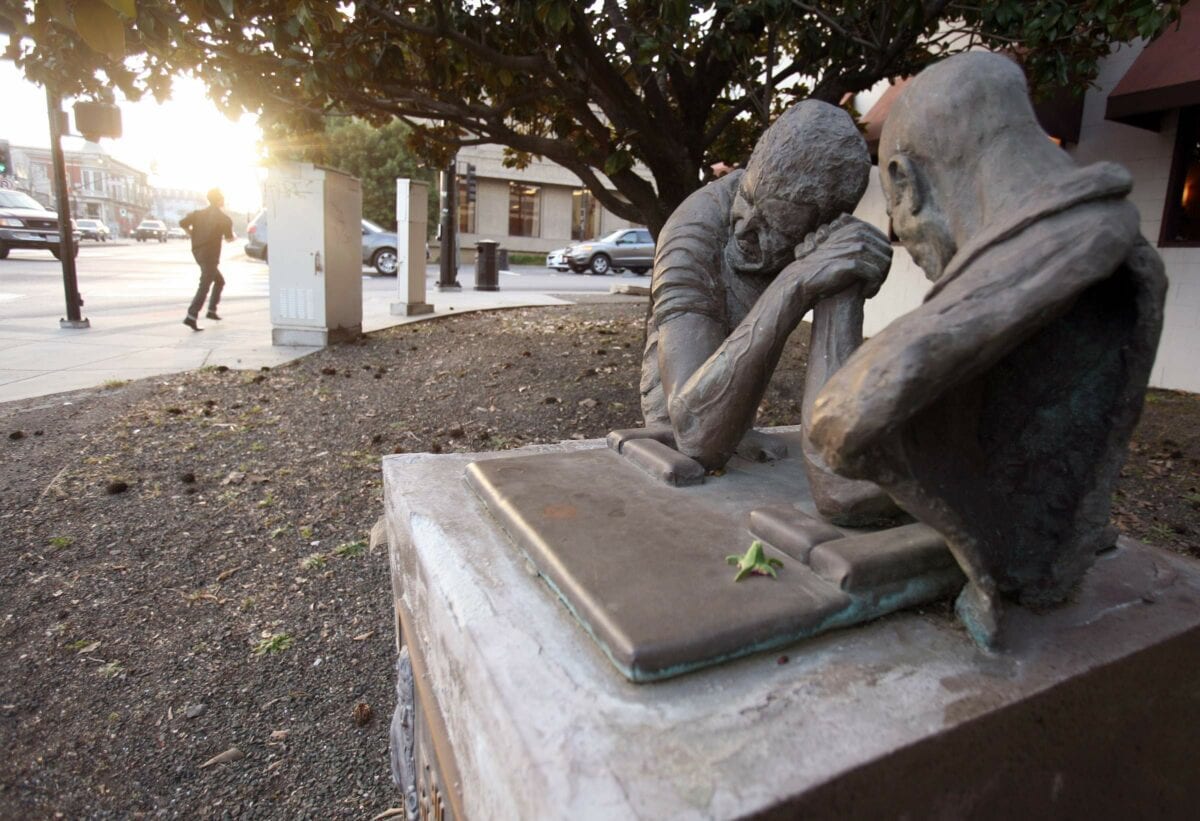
[879,51,1070,281]
[726,100,870,275]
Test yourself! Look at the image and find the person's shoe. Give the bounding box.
[206,311,222,320]
[183,317,202,331]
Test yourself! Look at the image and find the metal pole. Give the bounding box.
[437,157,460,291]
[47,86,88,328]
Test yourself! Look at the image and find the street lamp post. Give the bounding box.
[46,86,88,329]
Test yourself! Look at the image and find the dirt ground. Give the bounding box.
[1,297,1197,818]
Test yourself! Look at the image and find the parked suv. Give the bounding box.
[134,219,167,242]
[243,210,402,275]
[73,218,111,241]
[0,190,76,260]
[566,228,654,275]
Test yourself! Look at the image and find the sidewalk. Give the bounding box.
[0,272,569,404]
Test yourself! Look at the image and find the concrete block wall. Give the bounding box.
[854,40,1199,394]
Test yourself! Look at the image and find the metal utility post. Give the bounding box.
[47,86,88,329]
[437,158,460,291]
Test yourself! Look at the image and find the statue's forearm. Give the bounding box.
[667,279,813,468]
[803,288,864,427]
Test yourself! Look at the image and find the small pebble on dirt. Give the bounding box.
[777,655,789,665]
[105,480,129,495]
[352,702,372,726]
[180,472,196,484]
[448,426,465,438]
[9,431,24,440]
[321,367,337,376]
[185,703,207,719]
[215,366,229,373]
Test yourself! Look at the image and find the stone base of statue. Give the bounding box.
[382,435,1200,818]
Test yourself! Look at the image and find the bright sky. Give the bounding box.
[0,45,266,214]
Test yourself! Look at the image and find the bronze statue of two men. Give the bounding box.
[641,51,1166,646]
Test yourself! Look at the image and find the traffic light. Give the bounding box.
[466,163,477,204]
[73,102,122,141]
[0,140,11,176]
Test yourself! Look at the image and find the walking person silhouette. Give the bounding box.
[180,188,236,330]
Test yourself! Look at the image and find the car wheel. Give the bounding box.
[0,244,9,259]
[630,267,649,275]
[589,253,611,275]
[373,248,398,276]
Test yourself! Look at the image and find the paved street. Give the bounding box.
[0,240,650,402]
[0,239,647,320]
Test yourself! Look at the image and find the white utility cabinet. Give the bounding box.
[391,178,433,316]
[266,162,363,346]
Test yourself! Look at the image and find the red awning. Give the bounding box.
[1106,3,1200,131]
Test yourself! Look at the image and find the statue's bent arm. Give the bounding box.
[660,272,815,470]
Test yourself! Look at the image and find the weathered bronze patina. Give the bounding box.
[640,100,899,526]
[810,52,1167,645]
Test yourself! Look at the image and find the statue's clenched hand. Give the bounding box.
[780,214,892,302]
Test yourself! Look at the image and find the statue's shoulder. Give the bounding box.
[661,172,741,239]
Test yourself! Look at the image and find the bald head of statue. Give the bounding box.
[879,52,1074,281]
[726,100,871,275]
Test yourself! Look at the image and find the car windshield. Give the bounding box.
[77,220,99,227]
[362,218,385,234]
[597,230,628,243]
[0,191,49,210]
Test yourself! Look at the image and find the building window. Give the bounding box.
[1161,106,1200,246]
[457,178,476,233]
[571,188,600,240]
[508,182,540,237]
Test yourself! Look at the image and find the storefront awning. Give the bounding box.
[1106,3,1200,131]
[861,71,1083,160]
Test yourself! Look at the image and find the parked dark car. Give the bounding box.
[0,190,76,260]
[244,210,401,275]
[135,219,168,242]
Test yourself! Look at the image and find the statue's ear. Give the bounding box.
[884,154,923,216]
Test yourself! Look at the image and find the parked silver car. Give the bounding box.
[566,227,654,275]
[546,247,570,271]
[243,211,402,275]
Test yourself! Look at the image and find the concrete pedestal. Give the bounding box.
[383,438,1200,819]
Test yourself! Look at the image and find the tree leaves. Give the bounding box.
[71,0,127,60]
[4,0,1187,235]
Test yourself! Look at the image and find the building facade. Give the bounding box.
[8,142,154,237]
[152,187,209,227]
[853,15,1200,394]
[451,143,648,254]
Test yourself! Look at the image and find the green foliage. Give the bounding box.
[253,633,292,656]
[268,118,438,230]
[4,1,1184,233]
[300,552,326,570]
[333,539,367,559]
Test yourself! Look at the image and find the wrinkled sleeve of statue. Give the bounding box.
[651,174,739,329]
[640,174,738,423]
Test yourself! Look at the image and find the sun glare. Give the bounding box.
[121,76,266,214]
